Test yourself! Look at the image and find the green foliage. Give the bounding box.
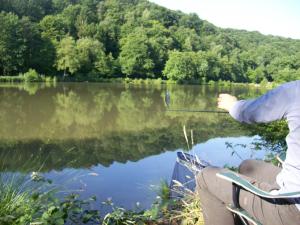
[76,37,106,73]
[56,36,80,75]
[39,15,67,42]
[23,69,42,82]
[165,178,204,225]
[0,174,100,225]
[163,51,208,82]
[119,30,154,77]
[1,0,300,82]
[247,66,265,83]
[0,0,54,21]
[249,120,289,153]
[159,180,171,203]
[172,26,202,51]
[0,176,32,225]
[0,12,26,75]
[0,76,24,82]
[102,206,151,225]
[0,73,55,83]
[39,194,100,225]
[170,193,204,225]
[55,36,115,77]
[0,171,201,225]
[95,53,119,78]
[272,68,300,83]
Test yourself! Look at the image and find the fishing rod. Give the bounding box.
[164,91,228,114]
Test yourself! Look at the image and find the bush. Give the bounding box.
[23,69,42,82]
[208,80,216,85]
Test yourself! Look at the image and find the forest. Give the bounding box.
[1,0,300,83]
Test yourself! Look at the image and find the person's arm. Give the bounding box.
[218,83,295,124]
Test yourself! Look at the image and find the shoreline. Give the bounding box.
[0,75,277,88]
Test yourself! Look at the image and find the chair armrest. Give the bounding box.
[226,205,262,225]
[217,171,300,199]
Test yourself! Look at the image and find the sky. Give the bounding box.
[149,0,300,39]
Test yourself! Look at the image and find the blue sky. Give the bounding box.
[149,0,300,39]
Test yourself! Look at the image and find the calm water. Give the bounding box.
[0,82,267,211]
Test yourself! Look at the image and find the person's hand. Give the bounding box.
[217,94,237,112]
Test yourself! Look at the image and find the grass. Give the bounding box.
[0,179,27,223]
[0,69,57,83]
[101,179,204,225]
[1,171,204,225]
[171,126,204,225]
[0,76,25,82]
[0,72,281,91]
[0,171,101,224]
[167,172,204,225]
[153,125,204,225]
[170,192,204,225]
[0,173,38,224]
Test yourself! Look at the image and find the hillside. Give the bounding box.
[0,0,300,83]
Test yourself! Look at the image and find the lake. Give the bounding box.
[0,82,267,212]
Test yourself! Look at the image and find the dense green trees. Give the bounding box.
[56,36,111,76]
[56,36,80,75]
[163,51,207,82]
[76,37,105,73]
[0,0,300,83]
[0,12,26,75]
[119,30,154,77]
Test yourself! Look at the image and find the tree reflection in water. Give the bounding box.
[0,83,262,172]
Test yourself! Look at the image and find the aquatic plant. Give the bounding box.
[0,172,100,225]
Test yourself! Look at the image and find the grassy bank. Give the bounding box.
[0,173,100,225]
[0,67,280,88]
[0,69,56,83]
[0,76,25,83]
[0,74,279,90]
[56,75,279,88]
[0,75,56,83]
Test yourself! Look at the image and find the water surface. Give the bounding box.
[0,83,266,210]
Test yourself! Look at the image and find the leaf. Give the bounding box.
[56,218,64,225]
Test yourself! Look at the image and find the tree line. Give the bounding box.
[1,0,300,83]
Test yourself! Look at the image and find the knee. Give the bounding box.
[239,159,258,175]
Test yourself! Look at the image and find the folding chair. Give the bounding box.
[217,153,300,225]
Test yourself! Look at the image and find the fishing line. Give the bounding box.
[164,91,228,114]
